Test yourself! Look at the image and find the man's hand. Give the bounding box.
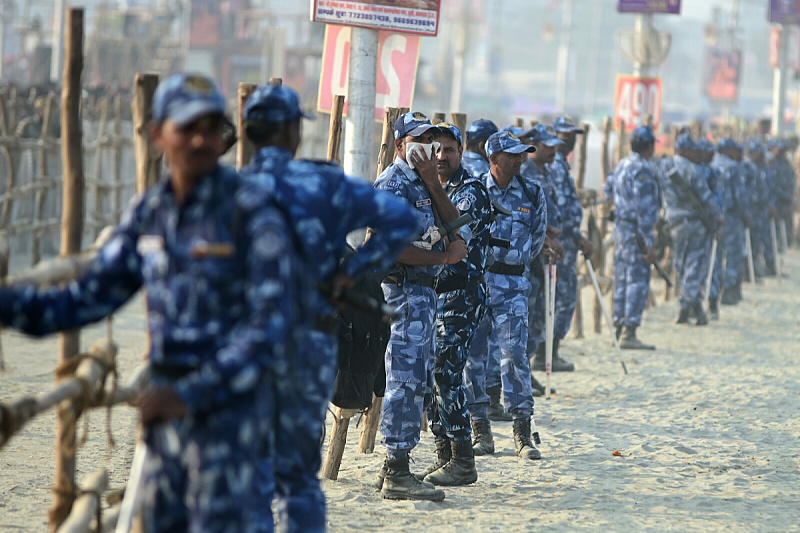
[410,149,439,188]
[577,237,594,259]
[769,207,779,219]
[137,386,187,425]
[445,238,468,264]
[543,236,564,261]
[643,246,658,265]
[742,215,751,228]
[546,225,562,239]
[326,270,355,305]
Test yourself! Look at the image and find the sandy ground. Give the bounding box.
[1,251,799,532]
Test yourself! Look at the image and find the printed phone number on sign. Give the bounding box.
[317,9,436,27]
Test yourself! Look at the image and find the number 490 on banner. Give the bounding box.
[614,76,662,131]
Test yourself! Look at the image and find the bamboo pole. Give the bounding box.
[132,73,161,193]
[326,94,345,164]
[0,234,7,371]
[321,408,357,480]
[357,394,383,454]
[615,119,626,166]
[51,9,85,530]
[111,94,123,222]
[56,469,109,533]
[0,91,8,136]
[450,112,467,141]
[575,123,591,190]
[433,112,445,124]
[515,117,525,128]
[31,92,55,267]
[269,77,283,86]
[236,83,257,169]
[596,117,613,335]
[93,97,110,239]
[375,107,408,181]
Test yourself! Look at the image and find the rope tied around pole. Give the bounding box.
[0,397,37,448]
[51,482,104,533]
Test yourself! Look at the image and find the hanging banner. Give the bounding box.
[704,49,742,103]
[617,0,681,14]
[769,0,800,25]
[614,76,662,131]
[770,25,800,68]
[311,0,441,37]
[318,25,421,121]
[189,0,222,48]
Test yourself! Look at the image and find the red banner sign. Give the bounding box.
[317,25,421,121]
[705,49,742,103]
[614,76,662,131]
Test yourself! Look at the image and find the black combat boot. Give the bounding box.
[551,338,575,372]
[416,438,451,480]
[677,306,691,324]
[765,259,777,277]
[471,418,495,456]
[532,341,573,372]
[708,299,720,320]
[720,288,738,306]
[694,302,708,326]
[376,457,434,491]
[381,456,446,501]
[512,418,541,460]
[530,374,556,397]
[531,343,546,371]
[619,326,656,350]
[424,440,478,486]
[487,384,512,421]
[615,325,624,340]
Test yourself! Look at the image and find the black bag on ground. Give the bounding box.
[331,248,390,409]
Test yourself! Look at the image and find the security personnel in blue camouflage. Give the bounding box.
[604,125,660,349]
[768,139,796,249]
[241,84,417,531]
[697,138,725,319]
[0,73,298,533]
[548,118,594,360]
[713,139,749,306]
[419,122,493,487]
[469,130,547,461]
[373,112,468,502]
[462,118,498,177]
[659,134,722,325]
[744,140,774,277]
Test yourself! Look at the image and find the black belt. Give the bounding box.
[617,217,638,225]
[313,313,339,335]
[669,217,699,230]
[488,262,525,276]
[435,274,484,294]
[151,363,196,380]
[383,272,438,289]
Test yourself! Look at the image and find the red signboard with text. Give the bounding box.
[614,76,662,131]
[317,25,421,121]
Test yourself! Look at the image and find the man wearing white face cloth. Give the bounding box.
[373,112,468,501]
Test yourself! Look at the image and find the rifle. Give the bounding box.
[414,213,473,250]
[634,233,673,288]
[664,165,717,234]
[318,279,399,323]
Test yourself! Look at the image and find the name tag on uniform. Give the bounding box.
[415,198,432,208]
[517,207,530,213]
[190,241,236,259]
[137,235,164,255]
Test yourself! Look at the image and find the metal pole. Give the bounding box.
[772,24,789,136]
[343,27,378,181]
[632,14,644,77]
[585,257,629,375]
[555,0,573,112]
[745,228,756,288]
[50,0,66,83]
[705,238,718,301]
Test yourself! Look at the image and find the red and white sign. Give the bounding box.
[317,25,421,121]
[311,0,440,37]
[770,26,800,69]
[614,76,662,131]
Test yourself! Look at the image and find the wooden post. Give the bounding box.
[321,408,357,480]
[595,117,613,335]
[515,117,525,128]
[615,120,626,166]
[0,92,8,136]
[30,92,55,267]
[450,112,467,140]
[56,470,108,533]
[574,123,590,190]
[236,82,256,170]
[92,97,110,239]
[375,106,408,181]
[132,73,161,193]
[51,9,84,531]
[433,112,445,124]
[269,77,283,86]
[111,94,123,222]
[357,394,383,454]
[326,94,345,164]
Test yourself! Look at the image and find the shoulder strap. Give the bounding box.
[515,175,539,206]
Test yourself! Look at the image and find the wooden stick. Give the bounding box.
[575,123,591,190]
[56,469,109,533]
[515,117,525,128]
[236,83,257,170]
[596,117,613,335]
[375,107,408,181]
[616,119,626,166]
[357,394,383,454]
[450,112,467,141]
[103,364,150,407]
[326,95,345,164]
[433,112,445,124]
[93,97,110,239]
[321,407,357,480]
[52,9,85,530]
[31,92,55,267]
[132,73,161,193]
[269,77,283,86]
[111,95,124,222]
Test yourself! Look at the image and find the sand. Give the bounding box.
[1,252,799,532]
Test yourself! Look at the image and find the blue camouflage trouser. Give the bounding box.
[381,281,437,458]
[263,330,337,533]
[142,379,260,533]
[526,272,544,356]
[709,237,725,302]
[612,226,651,327]
[554,242,579,341]
[464,303,492,419]
[753,215,775,265]
[723,219,746,290]
[672,220,711,307]
[428,283,486,443]
[484,272,534,420]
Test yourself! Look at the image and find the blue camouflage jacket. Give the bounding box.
[604,152,660,247]
[0,165,298,415]
[461,151,491,178]
[547,151,584,242]
[437,166,493,290]
[712,153,748,219]
[742,159,772,214]
[243,146,416,312]
[771,156,796,211]
[374,157,447,281]
[484,171,547,270]
[521,158,561,229]
[658,155,721,226]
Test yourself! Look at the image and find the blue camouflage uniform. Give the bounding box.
[659,137,721,309]
[712,141,748,295]
[469,131,547,421]
[461,118,497,179]
[604,133,660,328]
[427,155,493,443]
[462,151,491,178]
[374,114,448,460]
[242,84,416,533]
[743,142,773,269]
[698,141,725,302]
[770,143,796,248]
[0,162,298,533]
